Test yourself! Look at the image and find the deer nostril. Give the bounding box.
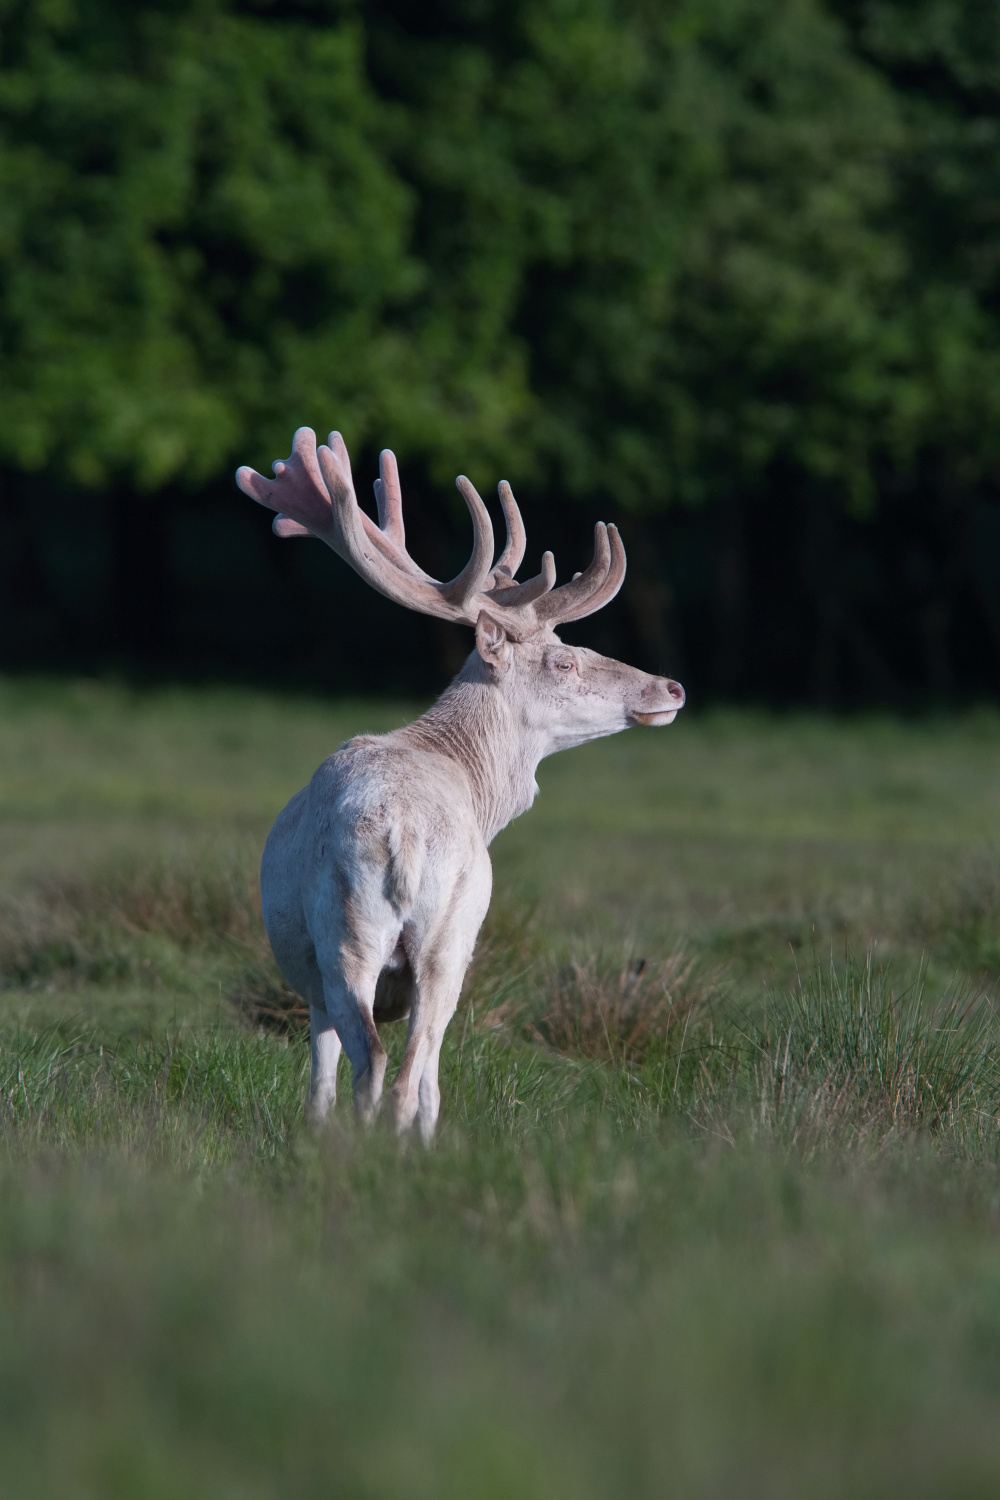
[666,679,684,701]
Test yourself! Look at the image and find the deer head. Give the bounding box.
[236,427,684,743]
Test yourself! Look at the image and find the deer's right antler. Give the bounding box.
[236,428,626,636]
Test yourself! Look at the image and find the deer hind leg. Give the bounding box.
[391,975,463,1142]
[265,938,342,1124]
[391,873,490,1142]
[307,1006,342,1122]
[278,938,363,1125]
[416,1039,447,1145]
[314,955,388,1124]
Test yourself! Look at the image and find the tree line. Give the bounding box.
[2,0,1000,702]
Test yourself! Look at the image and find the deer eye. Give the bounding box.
[554,658,574,673]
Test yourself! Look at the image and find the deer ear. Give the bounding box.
[475,612,513,677]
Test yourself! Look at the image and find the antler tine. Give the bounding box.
[365,448,433,581]
[441,477,496,607]
[532,521,610,622]
[533,523,627,625]
[494,481,526,580]
[491,551,556,610]
[373,449,406,548]
[272,515,313,537]
[306,432,471,624]
[237,426,335,537]
[486,476,556,610]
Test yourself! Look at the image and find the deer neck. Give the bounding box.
[398,679,545,843]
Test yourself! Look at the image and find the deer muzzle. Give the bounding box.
[629,677,685,727]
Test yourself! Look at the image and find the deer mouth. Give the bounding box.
[628,709,679,727]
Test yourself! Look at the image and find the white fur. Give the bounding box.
[236,426,684,1138]
[262,628,684,1139]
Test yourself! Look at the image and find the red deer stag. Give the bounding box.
[237,428,685,1140]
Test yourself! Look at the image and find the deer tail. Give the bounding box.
[385,822,422,911]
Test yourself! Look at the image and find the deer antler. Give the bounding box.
[237,429,493,624]
[236,428,626,636]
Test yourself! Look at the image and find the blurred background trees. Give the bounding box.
[2,0,1000,702]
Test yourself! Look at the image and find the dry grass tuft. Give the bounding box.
[525,950,714,1065]
[228,965,308,1035]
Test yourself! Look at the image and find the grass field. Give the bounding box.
[4,677,1000,1496]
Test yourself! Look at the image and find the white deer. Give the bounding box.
[237,428,685,1140]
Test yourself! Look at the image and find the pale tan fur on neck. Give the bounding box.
[397,678,539,843]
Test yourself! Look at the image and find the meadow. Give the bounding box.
[3,677,1000,1496]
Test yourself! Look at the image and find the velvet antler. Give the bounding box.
[236,428,626,635]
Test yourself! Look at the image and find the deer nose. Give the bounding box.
[642,677,685,706]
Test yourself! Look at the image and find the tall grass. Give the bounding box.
[5,690,1000,1493]
[0,847,267,991]
[6,941,997,1163]
[724,957,1000,1151]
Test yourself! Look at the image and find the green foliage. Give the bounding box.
[0,0,531,488]
[0,0,419,486]
[3,0,1000,513]
[380,0,931,508]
